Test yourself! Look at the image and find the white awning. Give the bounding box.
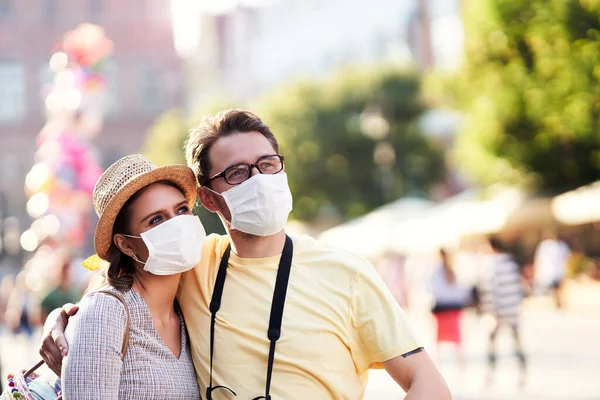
[552,181,600,225]
[392,188,524,253]
[318,197,433,258]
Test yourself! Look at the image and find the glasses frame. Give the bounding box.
[208,154,285,186]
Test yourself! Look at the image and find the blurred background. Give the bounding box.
[1,0,600,398]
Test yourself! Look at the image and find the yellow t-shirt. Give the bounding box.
[178,234,420,400]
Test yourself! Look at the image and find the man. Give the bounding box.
[41,110,450,399]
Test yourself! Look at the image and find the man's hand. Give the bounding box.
[39,303,79,375]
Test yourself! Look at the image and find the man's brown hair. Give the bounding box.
[185,109,279,186]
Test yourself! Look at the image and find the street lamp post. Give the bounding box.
[360,105,397,203]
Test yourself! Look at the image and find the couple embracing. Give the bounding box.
[40,109,451,399]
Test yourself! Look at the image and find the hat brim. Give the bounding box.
[94,164,197,260]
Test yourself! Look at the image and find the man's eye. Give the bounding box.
[227,168,247,179]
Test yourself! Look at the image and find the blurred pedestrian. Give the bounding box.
[481,237,526,377]
[0,275,15,392]
[533,229,570,308]
[4,271,39,339]
[430,249,472,349]
[0,275,14,332]
[40,258,80,324]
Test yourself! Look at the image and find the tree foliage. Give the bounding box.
[455,0,600,194]
[142,65,445,223]
[256,66,445,221]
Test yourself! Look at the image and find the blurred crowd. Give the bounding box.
[0,249,90,390]
[375,229,591,386]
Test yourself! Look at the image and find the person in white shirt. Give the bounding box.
[533,230,570,308]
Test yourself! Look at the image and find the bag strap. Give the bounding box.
[206,246,236,400]
[253,234,294,400]
[96,290,131,360]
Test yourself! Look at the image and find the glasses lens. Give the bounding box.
[225,165,251,185]
[257,155,283,174]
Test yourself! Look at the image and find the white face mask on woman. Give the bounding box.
[207,173,293,237]
[123,214,206,275]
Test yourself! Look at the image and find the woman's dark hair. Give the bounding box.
[439,248,456,284]
[86,181,183,293]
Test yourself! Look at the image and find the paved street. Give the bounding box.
[364,282,600,400]
[364,307,600,399]
[1,283,599,399]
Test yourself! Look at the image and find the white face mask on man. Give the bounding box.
[207,172,293,237]
[123,214,206,275]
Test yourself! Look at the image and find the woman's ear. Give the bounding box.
[198,187,220,213]
[113,234,135,257]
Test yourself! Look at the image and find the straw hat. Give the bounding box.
[93,154,197,260]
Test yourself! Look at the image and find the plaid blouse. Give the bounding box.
[62,287,200,399]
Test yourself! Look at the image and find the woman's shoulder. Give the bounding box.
[67,287,129,347]
[78,286,131,319]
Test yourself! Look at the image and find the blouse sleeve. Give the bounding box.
[62,292,127,399]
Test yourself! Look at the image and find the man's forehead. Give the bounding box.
[209,131,277,172]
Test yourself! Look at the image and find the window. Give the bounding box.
[139,62,161,114]
[88,0,103,18]
[0,63,26,123]
[38,65,53,114]
[0,0,11,18]
[104,60,119,117]
[44,0,57,21]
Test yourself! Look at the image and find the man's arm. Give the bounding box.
[39,303,79,375]
[383,350,451,400]
[349,257,451,399]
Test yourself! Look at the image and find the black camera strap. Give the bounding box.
[206,235,294,400]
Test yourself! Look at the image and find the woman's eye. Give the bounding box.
[178,206,190,214]
[149,216,162,225]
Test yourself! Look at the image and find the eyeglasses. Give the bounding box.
[208,154,284,186]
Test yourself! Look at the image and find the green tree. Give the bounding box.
[454,0,600,194]
[142,65,445,223]
[256,65,445,221]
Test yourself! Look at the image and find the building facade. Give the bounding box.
[185,0,462,108]
[0,0,184,219]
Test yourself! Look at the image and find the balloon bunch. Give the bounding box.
[21,24,113,253]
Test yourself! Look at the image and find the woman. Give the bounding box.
[61,154,204,399]
[430,249,471,348]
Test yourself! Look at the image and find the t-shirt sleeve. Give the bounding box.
[62,292,127,399]
[349,258,421,372]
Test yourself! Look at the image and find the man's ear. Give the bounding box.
[198,187,220,213]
